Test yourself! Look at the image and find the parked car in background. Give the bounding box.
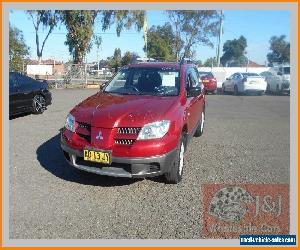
[61,62,206,184]
[263,66,290,94]
[198,71,217,94]
[222,72,267,95]
[9,72,52,116]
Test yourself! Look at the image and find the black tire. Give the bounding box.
[266,84,270,93]
[276,84,281,95]
[234,85,238,95]
[165,136,186,184]
[194,110,205,137]
[32,94,46,114]
[222,84,226,94]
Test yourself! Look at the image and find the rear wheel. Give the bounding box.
[32,95,46,114]
[165,136,185,184]
[234,85,238,95]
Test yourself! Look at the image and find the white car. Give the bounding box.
[222,72,267,95]
[262,66,290,94]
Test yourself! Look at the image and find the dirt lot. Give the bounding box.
[9,89,290,239]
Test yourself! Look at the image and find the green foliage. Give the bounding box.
[9,24,30,72]
[26,10,60,62]
[220,36,248,66]
[61,10,97,64]
[121,51,139,66]
[167,10,221,60]
[108,48,122,71]
[203,57,217,67]
[101,10,145,36]
[267,35,290,66]
[146,24,179,61]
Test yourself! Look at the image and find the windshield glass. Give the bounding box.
[242,73,261,78]
[283,67,290,74]
[104,67,180,96]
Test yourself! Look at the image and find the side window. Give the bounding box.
[190,68,199,87]
[9,73,19,89]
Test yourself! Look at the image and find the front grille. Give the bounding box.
[77,122,91,129]
[77,133,91,142]
[115,139,135,145]
[118,127,141,134]
[76,122,91,142]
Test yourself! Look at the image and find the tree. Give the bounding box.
[220,36,247,66]
[167,10,221,61]
[61,10,97,64]
[100,10,145,36]
[108,48,122,71]
[146,24,179,61]
[121,51,139,66]
[267,35,290,66]
[9,24,30,72]
[203,57,217,67]
[27,10,60,63]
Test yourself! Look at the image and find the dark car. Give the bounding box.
[9,72,52,116]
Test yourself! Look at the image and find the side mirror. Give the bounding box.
[226,77,230,80]
[187,86,202,97]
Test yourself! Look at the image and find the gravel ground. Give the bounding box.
[9,89,290,239]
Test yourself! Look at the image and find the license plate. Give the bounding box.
[83,149,111,164]
[203,80,209,83]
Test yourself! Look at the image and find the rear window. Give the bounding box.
[241,73,261,77]
[283,67,290,74]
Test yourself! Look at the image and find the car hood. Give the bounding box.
[71,92,179,128]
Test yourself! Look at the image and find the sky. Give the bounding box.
[9,9,290,65]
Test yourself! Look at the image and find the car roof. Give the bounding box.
[127,62,196,70]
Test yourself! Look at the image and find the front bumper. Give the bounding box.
[61,140,178,178]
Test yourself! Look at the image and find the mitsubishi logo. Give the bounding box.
[96,131,103,140]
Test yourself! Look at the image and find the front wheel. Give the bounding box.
[194,111,205,137]
[165,136,185,184]
[32,95,46,114]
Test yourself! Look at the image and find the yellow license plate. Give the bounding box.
[83,149,111,164]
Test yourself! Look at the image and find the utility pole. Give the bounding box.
[216,10,223,67]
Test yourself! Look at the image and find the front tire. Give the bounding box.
[194,111,205,137]
[165,136,185,184]
[32,95,46,114]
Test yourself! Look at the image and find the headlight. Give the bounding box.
[137,120,170,140]
[65,114,76,132]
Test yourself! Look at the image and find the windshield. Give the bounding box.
[104,67,180,96]
[283,67,290,74]
[241,73,261,78]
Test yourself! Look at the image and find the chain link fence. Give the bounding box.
[30,63,114,89]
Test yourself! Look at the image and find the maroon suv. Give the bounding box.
[61,62,206,183]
